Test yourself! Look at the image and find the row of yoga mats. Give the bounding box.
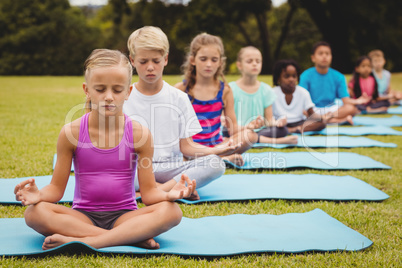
[4,115,398,257]
[55,152,390,172]
[0,209,372,257]
[351,115,402,126]
[0,174,389,204]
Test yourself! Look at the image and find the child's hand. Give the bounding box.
[276,117,287,127]
[247,116,264,129]
[214,138,242,156]
[356,93,372,105]
[167,174,196,201]
[14,178,40,206]
[322,112,334,123]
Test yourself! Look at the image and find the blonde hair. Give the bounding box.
[182,33,226,97]
[236,46,260,62]
[368,49,384,60]
[127,26,169,59]
[84,49,133,113]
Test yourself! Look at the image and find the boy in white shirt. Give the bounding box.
[124,26,239,200]
[272,59,331,133]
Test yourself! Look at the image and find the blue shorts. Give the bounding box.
[75,209,133,230]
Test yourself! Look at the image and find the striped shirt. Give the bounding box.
[186,81,224,147]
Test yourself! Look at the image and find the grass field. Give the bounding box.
[0,74,401,267]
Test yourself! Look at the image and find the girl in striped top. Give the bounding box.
[175,33,257,166]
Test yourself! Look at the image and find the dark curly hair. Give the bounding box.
[272,59,301,86]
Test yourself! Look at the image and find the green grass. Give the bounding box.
[0,75,401,267]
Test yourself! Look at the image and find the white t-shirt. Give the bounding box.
[123,81,202,162]
[272,85,315,124]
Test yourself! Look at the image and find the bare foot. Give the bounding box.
[42,234,75,250]
[223,154,244,166]
[132,238,160,249]
[346,115,354,125]
[185,189,200,201]
[42,234,161,251]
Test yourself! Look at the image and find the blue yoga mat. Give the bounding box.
[387,106,402,114]
[0,175,75,204]
[302,125,402,136]
[181,174,389,204]
[0,209,372,257]
[352,115,402,126]
[252,136,396,149]
[225,152,390,170]
[0,174,388,204]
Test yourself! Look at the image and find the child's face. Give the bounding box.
[371,56,385,71]
[130,49,168,85]
[237,48,262,77]
[311,45,332,69]
[278,65,298,94]
[191,44,222,79]
[356,58,372,78]
[84,65,132,115]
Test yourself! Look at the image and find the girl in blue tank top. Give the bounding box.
[14,49,196,251]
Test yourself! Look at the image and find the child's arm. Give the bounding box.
[180,136,240,157]
[133,121,195,205]
[14,124,75,205]
[222,84,242,136]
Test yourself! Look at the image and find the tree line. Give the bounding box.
[0,0,401,75]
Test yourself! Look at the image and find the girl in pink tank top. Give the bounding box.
[14,48,196,251]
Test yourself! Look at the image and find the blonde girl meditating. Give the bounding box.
[229,46,297,144]
[14,49,195,251]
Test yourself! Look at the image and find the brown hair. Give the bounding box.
[181,33,226,99]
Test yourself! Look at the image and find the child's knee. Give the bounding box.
[159,201,182,227]
[24,202,45,228]
[205,154,225,178]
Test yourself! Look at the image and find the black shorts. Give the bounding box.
[286,120,305,128]
[356,100,391,111]
[75,209,133,230]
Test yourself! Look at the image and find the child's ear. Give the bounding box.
[164,53,169,66]
[126,85,133,100]
[189,56,195,66]
[129,56,135,68]
[236,61,242,72]
[83,82,89,97]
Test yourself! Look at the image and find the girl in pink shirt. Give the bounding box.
[14,49,196,251]
[348,56,390,114]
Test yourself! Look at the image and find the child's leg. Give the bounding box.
[366,100,390,114]
[256,126,297,144]
[42,201,182,250]
[326,104,356,124]
[134,155,225,200]
[300,120,326,132]
[24,202,106,238]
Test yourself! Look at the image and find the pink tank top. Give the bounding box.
[72,113,138,211]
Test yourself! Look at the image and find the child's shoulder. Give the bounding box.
[173,81,186,92]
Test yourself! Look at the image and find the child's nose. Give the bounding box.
[105,90,113,101]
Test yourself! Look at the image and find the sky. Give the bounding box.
[69,0,287,7]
